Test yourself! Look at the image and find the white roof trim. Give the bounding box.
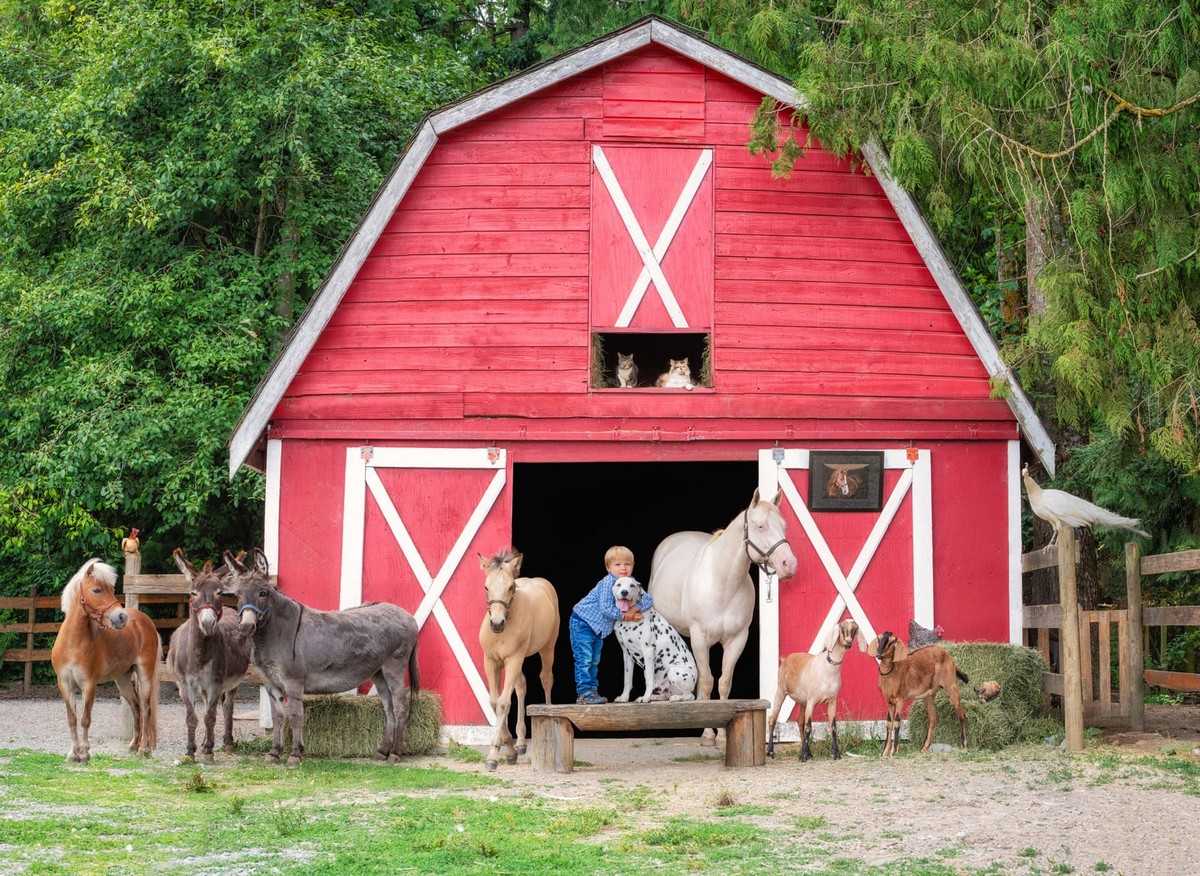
[228,16,1055,477]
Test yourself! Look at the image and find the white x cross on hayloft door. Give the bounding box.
[758,448,933,737]
[340,447,512,728]
[590,145,714,330]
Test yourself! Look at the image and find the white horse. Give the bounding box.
[648,489,798,745]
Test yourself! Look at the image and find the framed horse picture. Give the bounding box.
[809,451,885,512]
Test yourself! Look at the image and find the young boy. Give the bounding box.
[570,545,652,704]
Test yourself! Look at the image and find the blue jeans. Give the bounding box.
[569,613,603,696]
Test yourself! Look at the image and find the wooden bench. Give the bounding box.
[525,699,770,773]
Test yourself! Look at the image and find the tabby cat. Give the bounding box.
[655,357,696,390]
[615,352,638,388]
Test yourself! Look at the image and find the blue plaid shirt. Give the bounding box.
[572,573,653,637]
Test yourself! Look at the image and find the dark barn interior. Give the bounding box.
[510,460,762,736]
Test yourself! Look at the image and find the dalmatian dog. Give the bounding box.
[612,576,697,703]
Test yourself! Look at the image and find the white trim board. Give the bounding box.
[227,15,1054,477]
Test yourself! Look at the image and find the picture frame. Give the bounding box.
[808,451,885,512]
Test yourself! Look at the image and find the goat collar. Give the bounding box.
[825,651,843,666]
[876,662,894,676]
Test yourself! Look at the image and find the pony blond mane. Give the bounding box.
[61,559,118,615]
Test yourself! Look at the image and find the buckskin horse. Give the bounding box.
[477,548,559,771]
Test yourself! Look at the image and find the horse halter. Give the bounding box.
[742,511,789,577]
[80,590,122,628]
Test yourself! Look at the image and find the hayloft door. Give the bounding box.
[340,447,511,726]
[758,448,933,724]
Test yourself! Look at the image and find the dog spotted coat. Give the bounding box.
[611,576,698,702]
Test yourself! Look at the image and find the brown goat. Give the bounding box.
[868,631,968,756]
[767,618,864,761]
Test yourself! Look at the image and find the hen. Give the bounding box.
[1021,464,1148,543]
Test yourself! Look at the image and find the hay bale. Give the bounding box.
[907,642,1052,751]
[283,690,443,758]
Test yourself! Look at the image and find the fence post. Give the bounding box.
[1124,542,1145,732]
[1059,528,1084,751]
[25,588,38,694]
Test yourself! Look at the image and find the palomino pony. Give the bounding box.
[648,489,798,744]
[224,548,420,765]
[166,549,251,761]
[478,548,559,771]
[51,559,160,763]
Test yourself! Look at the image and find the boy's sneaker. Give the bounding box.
[576,691,608,705]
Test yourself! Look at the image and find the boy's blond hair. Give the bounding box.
[604,545,634,568]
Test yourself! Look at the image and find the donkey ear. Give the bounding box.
[866,636,880,658]
[252,548,270,578]
[222,550,245,572]
[173,548,195,582]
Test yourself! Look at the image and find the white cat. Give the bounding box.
[655,357,695,390]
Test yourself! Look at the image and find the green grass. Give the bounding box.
[1,742,1195,876]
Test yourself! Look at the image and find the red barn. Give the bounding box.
[228,17,1053,742]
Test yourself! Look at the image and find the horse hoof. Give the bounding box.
[223,745,235,755]
[387,754,401,764]
[506,754,518,765]
[485,760,498,772]
[287,756,302,767]
[265,753,280,764]
[700,736,717,747]
[372,751,388,762]
[515,744,527,756]
[198,752,214,763]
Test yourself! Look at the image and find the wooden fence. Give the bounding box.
[0,583,191,693]
[1022,535,1200,750]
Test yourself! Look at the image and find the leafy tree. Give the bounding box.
[683,1,1200,568]
[0,0,484,602]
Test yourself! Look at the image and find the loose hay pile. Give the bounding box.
[283,690,443,758]
[908,642,1054,750]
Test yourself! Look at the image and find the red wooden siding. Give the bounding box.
[272,46,1015,443]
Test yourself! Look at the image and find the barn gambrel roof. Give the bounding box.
[228,15,1055,477]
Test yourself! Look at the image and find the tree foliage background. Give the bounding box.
[3,0,1199,675]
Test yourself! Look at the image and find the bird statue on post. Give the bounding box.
[1021,464,1148,544]
[120,527,141,575]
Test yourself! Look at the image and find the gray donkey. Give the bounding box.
[223,548,420,765]
[167,548,251,761]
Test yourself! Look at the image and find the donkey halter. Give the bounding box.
[742,510,789,577]
[190,592,223,620]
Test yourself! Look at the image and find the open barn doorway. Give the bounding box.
[511,460,761,730]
